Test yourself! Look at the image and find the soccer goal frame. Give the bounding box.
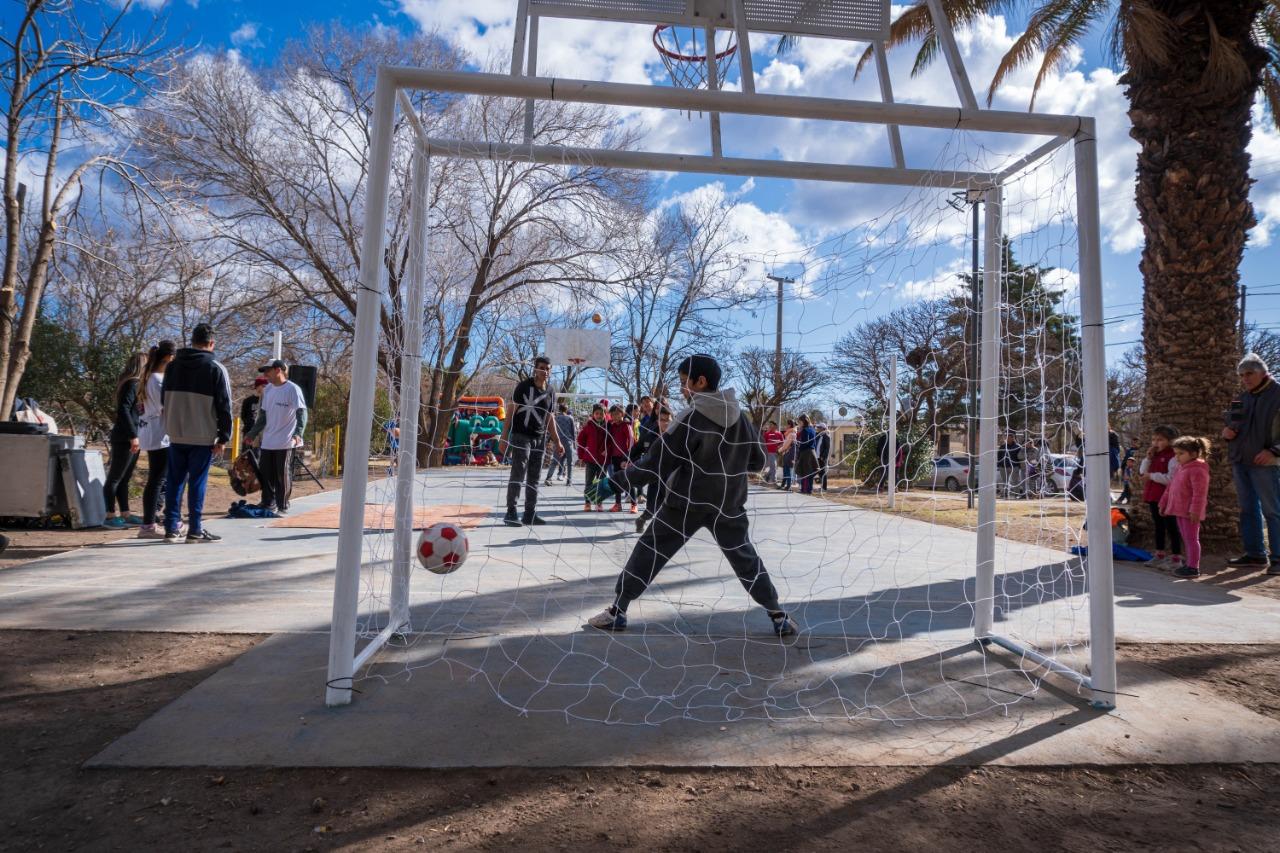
[324,11,1118,712]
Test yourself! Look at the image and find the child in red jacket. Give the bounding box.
[1159,436,1211,578]
[605,404,637,512]
[1140,425,1183,571]
[576,405,610,511]
[761,420,783,484]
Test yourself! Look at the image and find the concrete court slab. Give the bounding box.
[88,629,1280,768]
[1,468,1279,645]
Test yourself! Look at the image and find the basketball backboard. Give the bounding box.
[525,1,890,42]
[545,327,611,369]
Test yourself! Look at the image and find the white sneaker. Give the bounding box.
[586,608,627,631]
[136,524,164,540]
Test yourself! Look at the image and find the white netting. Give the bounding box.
[344,128,1099,726]
[652,24,738,92]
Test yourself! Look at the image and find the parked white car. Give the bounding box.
[928,455,972,492]
[1045,453,1079,494]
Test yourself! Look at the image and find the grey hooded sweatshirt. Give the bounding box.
[615,388,765,515]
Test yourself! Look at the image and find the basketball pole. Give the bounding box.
[390,143,430,631]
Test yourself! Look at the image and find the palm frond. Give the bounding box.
[1202,10,1253,97]
[1257,1,1280,121]
[1027,0,1110,110]
[1110,0,1176,73]
[853,4,934,80]
[987,0,1078,104]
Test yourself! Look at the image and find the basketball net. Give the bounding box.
[652,25,737,118]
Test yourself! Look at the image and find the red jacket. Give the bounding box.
[1143,447,1175,503]
[1159,458,1210,522]
[762,429,784,454]
[576,419,609,465]
[606,418,634,460]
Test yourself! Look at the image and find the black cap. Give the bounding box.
[258,359,288,373]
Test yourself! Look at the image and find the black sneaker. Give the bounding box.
[769,611,798,637]
[186,529,222,543]
[1173,565,1201,578]
[523,515,547,526]
[503,512,521,527]
[635,516,646,534]
[1268,562,1280,576]
[1227,554,1268,567]
[0,532,8,555]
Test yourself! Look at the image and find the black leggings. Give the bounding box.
[103,441,139,514]
[142,449,168,525]
[1148,501,1182,555]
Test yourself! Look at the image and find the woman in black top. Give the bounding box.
[102,352,147,528]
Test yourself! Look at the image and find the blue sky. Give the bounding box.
[14,1,1280,398]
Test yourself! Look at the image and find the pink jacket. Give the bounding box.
[1159,458,1209,522]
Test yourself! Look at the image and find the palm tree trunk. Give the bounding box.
[1128,0,1266,547]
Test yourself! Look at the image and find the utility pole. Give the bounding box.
[766,273,795,425]
[1240,283,1247,347]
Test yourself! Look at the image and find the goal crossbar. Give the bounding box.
[325,65,1118,714]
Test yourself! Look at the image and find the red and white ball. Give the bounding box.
[416,522,469,574]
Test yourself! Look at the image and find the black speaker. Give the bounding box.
[289,365,317,409]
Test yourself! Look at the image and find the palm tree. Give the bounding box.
[793,2,1271,544]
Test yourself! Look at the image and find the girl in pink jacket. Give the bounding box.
[1158,436,1211,578]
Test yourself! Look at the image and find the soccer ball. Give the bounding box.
[416,522,468,574]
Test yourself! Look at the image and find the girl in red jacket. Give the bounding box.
[606,404,637,512]
[1140,425,1182,570]
[576,405,610,511]
[1159,436,1211,578]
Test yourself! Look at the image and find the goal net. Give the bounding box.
[324,78,1116,726]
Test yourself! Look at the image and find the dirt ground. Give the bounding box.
[2,629,1278,853]
[0,460,333,570]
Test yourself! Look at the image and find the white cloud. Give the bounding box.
[1246,102,1280,248]
[230,22,260,48]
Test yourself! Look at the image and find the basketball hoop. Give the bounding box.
[566,357,588,367]
[652,24,737,116]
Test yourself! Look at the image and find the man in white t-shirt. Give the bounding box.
[245,359,308,514]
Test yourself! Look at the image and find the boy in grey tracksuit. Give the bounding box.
[586,354,797,637]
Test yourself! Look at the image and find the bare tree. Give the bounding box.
[141,28,640,465]
[1108,344,1145,443]
[608,193,754,401]
[826,298,966,439]
[417,88,644,462]
[0,0,179,417]
[733,347,824,425]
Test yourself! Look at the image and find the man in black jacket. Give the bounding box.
[586,354,797,637]
[1223,352,1280,574]
[161,323,232,543]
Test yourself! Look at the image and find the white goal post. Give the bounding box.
[325,47,1117,711]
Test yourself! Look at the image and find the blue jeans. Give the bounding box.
[1232,462,1280,557]
[165,444,214,535]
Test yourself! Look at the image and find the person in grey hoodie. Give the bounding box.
[585,354,798,637]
